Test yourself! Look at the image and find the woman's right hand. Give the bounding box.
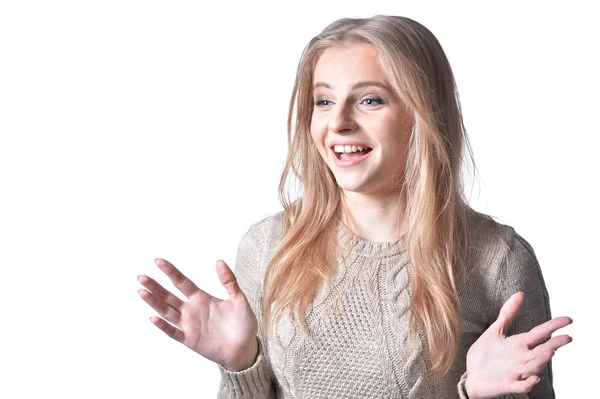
[138,258,259,372]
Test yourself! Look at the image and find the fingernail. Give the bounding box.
[535,376,541,384]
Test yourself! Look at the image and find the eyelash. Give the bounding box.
[314,97,385,107]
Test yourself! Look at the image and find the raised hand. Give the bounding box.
[138,258,259,371]
[464,292,572,399]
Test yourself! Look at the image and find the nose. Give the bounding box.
[328,102,358,133]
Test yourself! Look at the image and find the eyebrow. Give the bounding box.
[313,81,392,92]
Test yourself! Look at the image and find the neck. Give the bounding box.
[340,190,406,243]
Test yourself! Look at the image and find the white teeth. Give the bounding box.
[333,144,371,153]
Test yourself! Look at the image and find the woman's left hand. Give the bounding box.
[464,292,572,399]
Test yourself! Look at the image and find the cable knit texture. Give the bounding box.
[217,211,554,398]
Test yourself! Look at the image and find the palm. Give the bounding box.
[466,327,531,396]
[138,258,259,371]
[181,288,257,366]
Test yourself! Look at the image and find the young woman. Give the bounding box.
[138,15,572,398]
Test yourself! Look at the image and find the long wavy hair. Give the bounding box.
[262,15,476,378]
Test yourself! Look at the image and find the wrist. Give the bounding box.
[464,375,481,399]
[223,337,260,372]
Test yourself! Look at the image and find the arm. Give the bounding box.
[494,233,554,398]
[217,221,277,399]
[458,230,571,399]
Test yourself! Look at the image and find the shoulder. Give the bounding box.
[491,225,551,331]
[464,211,538,277]
[461,212,550,322]
[234,210,286,292]
[239,210,286,249]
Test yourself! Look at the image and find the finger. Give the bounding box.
[139,288,182,326]
[526,316,573,348]
[521,348,555,379]
[155,258,205,299]
[509,375,540,394]
[216,259,243,299]
[529,334,573,359]
[149,316,185,343]
[494,291,525,336]
[138,274,185,313]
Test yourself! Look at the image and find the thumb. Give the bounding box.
[494,291,525,336]
[216,259,242,299]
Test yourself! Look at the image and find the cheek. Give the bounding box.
[309,119,325,147]
[379,123,411,164]
[389,114,412,147]
[309,131,330,164]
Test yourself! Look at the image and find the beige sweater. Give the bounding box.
[217,211,554,398]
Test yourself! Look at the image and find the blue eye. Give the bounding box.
[315,100,332,106]
[362,97,384,105]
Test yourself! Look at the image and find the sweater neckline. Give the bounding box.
[338,221,406,258]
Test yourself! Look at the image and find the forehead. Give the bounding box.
[313,42,386,86]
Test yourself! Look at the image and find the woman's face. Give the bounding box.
[310,42,413,197]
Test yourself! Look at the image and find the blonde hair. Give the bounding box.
[263,15,475,378]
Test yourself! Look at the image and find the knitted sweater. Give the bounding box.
[217,211,554,398]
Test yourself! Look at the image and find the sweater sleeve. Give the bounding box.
[216,220,277,399]
[217,338,274,398]
[456,229,555,399]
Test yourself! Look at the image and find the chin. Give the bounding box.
[333,179,369,193]
[329,167,371,188]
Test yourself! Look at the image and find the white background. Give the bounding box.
[0,0,597,397]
